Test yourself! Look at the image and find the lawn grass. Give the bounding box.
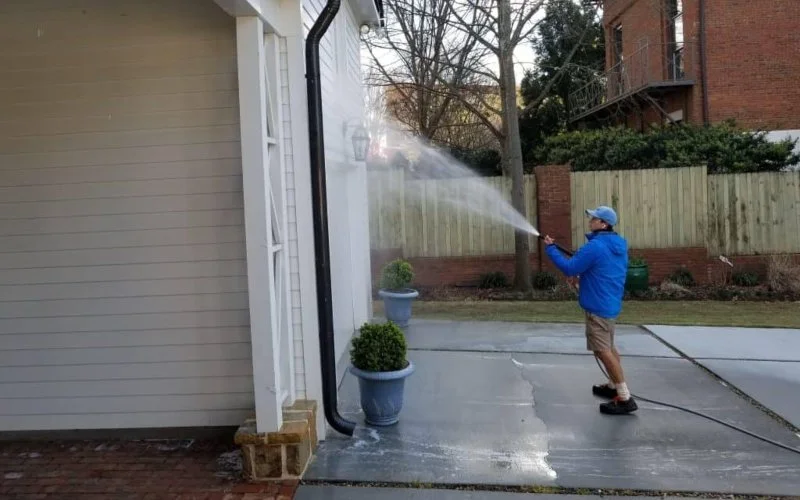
[373,300,800,328]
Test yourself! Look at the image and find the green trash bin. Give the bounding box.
[625,259,649,292]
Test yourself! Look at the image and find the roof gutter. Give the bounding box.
[304,0,357,437]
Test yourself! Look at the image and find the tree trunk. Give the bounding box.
[497,0,532,292]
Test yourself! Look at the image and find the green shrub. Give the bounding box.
[478,271,509,289]
[350,322,408,372]
[380,259,414,291]
[535,121,799,173]
[732,271,760,287]
[449,147,502,176]
[667,267,695,287]
[532,271,558,290]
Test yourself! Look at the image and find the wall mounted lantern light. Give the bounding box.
[350,124,370,162]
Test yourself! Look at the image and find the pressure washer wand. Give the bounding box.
[537,235,574,257]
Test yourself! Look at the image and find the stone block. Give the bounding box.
[285,439,311,476]
[234,419,267,446]
[241,444,257,478]
[235,399,318,481]
[282,400,315,424]
[286,399,318,448]
[267,420,308,445]
[254,444,283,479]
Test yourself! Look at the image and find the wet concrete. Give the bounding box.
[309,350,559,487]
[645,325,800,361]
[306,321,800,496]
[295,486,698,500]
[696,360,800,428]
[405,320,678,358]
[646,325,800,428]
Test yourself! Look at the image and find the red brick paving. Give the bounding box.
[0,438,297,499]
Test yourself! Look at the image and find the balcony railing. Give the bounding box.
[569,42,696,120]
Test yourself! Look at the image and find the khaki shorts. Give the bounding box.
[585,311,615,352]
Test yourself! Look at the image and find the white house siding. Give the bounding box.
[293,0,371,385]
[276,36,308,400]
[0,0,254,430]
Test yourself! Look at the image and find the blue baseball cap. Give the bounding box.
[586,206,617,226]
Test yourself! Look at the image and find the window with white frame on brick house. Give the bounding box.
[666,0,685,79]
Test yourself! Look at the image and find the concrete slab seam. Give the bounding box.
[406,346,678,359]
[298,478,800,499]
[639,325,800,434]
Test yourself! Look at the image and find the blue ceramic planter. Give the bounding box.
[349,361,415,426]
[378,288,419,328]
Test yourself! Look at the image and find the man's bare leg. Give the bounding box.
[595,349,625,385]
[596,348,638,413]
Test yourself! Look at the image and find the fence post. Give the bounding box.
[535,165,573,273]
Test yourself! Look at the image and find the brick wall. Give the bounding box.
[635,247,709,283]
[534,165,572,273]
[704,0,800,130]
[383,254,542,288]
[603,0,703,126]
[603,0,800,130]
[371,244,800,289]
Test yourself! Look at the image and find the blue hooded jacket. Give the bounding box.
[545,231,628,319]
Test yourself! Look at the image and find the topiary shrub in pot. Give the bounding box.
[378,259,418,328]
[349,321,415,426]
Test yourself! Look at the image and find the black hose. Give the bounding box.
[305,0,356,437]
[593,357,800,455]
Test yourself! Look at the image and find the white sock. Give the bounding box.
[616,382,630,400]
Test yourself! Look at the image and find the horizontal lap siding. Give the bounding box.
[0,0,252,431]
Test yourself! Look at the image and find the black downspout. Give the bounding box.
[699,0,709,125]
[305,0,357,436]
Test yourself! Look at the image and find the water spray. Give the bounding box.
[365,124,798,455]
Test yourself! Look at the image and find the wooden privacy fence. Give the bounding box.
[369,166,800,259]
[368,171,538,257]
[570,166,709,250]
[707,171,800,255]
[571,166,800,256]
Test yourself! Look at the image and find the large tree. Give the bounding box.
[363,0,497,150]
[519,0,604,163]
[439,0,599,291]
[366,0,599,291]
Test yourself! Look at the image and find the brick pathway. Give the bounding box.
[0,437,297,499]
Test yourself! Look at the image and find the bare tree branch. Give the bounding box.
[443,1,499,54]
[510,0,545,44]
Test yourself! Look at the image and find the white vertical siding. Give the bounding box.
[295,0,371,373]
[0,0,252,431]
[279,36,307,399]
[342,1,372,328]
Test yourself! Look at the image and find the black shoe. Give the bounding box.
[599,396,638,415]
[592,384,618,399]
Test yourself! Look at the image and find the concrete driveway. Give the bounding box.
[302,320,800,497]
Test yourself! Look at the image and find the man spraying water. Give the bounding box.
[543,206,637,415]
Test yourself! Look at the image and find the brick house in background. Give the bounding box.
[570,0,800,148]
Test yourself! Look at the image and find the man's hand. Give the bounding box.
[544,235,555,246]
